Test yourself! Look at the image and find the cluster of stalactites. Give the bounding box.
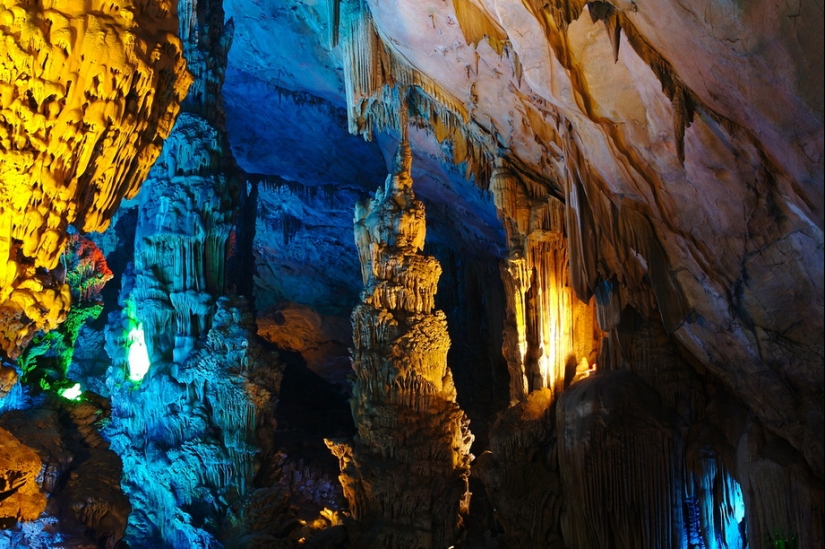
[0,0,191,358]
[490,159,602,402]
[328,138,473,548]
[337,1,493,183]
[176,0,233,131]
[556,370,685,549]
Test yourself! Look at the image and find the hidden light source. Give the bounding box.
[127,325,151,381]
[59,383,83,401]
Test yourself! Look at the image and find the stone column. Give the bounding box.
[327,138,473,549]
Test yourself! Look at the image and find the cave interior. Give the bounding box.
[0,0,822,548]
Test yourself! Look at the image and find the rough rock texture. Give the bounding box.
[105,297,282,547]
[0,0,191,358]
[0,399,131,548]
[557,370,684,548]
[16,234,112,395]
[473,388,565,549]
[491,164,602,401]
[345,0,824,482]
[257,301,352,389]
[101,0,286,546]
[0,0,821,546]
[326,139,473,548]
[0,426,44,524]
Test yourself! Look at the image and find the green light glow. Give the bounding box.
[128,325,151,381]
[59,383,83,401]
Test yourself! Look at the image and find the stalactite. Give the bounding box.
[452,0,510,56]
[557,369,685,549]
[326,138,473,548]
[0,0,191,358]
[490,158,602,402]
[337,1,495,185]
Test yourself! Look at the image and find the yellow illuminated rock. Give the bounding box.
[0,0,191,357]
[490,160,603,402]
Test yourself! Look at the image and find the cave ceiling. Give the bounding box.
[217,0,823,475]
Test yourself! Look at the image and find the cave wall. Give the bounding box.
[354,0,823,480]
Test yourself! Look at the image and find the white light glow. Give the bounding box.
[59,383,83,401]
[128,325,151,381]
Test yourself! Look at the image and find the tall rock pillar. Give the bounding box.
[103,0,283,546]
[327,139,473,549]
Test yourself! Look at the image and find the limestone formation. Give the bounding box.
[105,296,282,547]
[490,160,602,402]
[0,0,821,546]
[327,138,473,548]
[102,0,285,546]
[0,427,44,523]
[474,389,565,549]
[0,0,191,357]
[325,0,825,483]
[557,370,685,548]
[0,400,131,548]
[257,301,352,389]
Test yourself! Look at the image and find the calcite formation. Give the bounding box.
[490,160,602,402]
[474,388,565,549]
[17,234,113,393]
[0,400,131,548]
[0,427,44,523]
[354,0,823,483]
[0,0,821,546]
[557,370,685,549]
[256,301,352,388]
[101,0,288,545]
[327,138,473,548]
[0,0,191,357]
[105,297,282,547]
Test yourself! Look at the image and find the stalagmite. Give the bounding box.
[326,133,473,548]
[474,389,566,548]
[0,0,191,358]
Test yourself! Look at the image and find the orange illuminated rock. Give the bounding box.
[0,0,191,357]
[0,426,45,522]
[490,160,602,402]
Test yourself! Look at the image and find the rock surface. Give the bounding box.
[0,0,821,547]
[0,0,191,357]
[327,139,474,548]
[0,426,44,524]
[348,0,824,480]
[0,399,131,549]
